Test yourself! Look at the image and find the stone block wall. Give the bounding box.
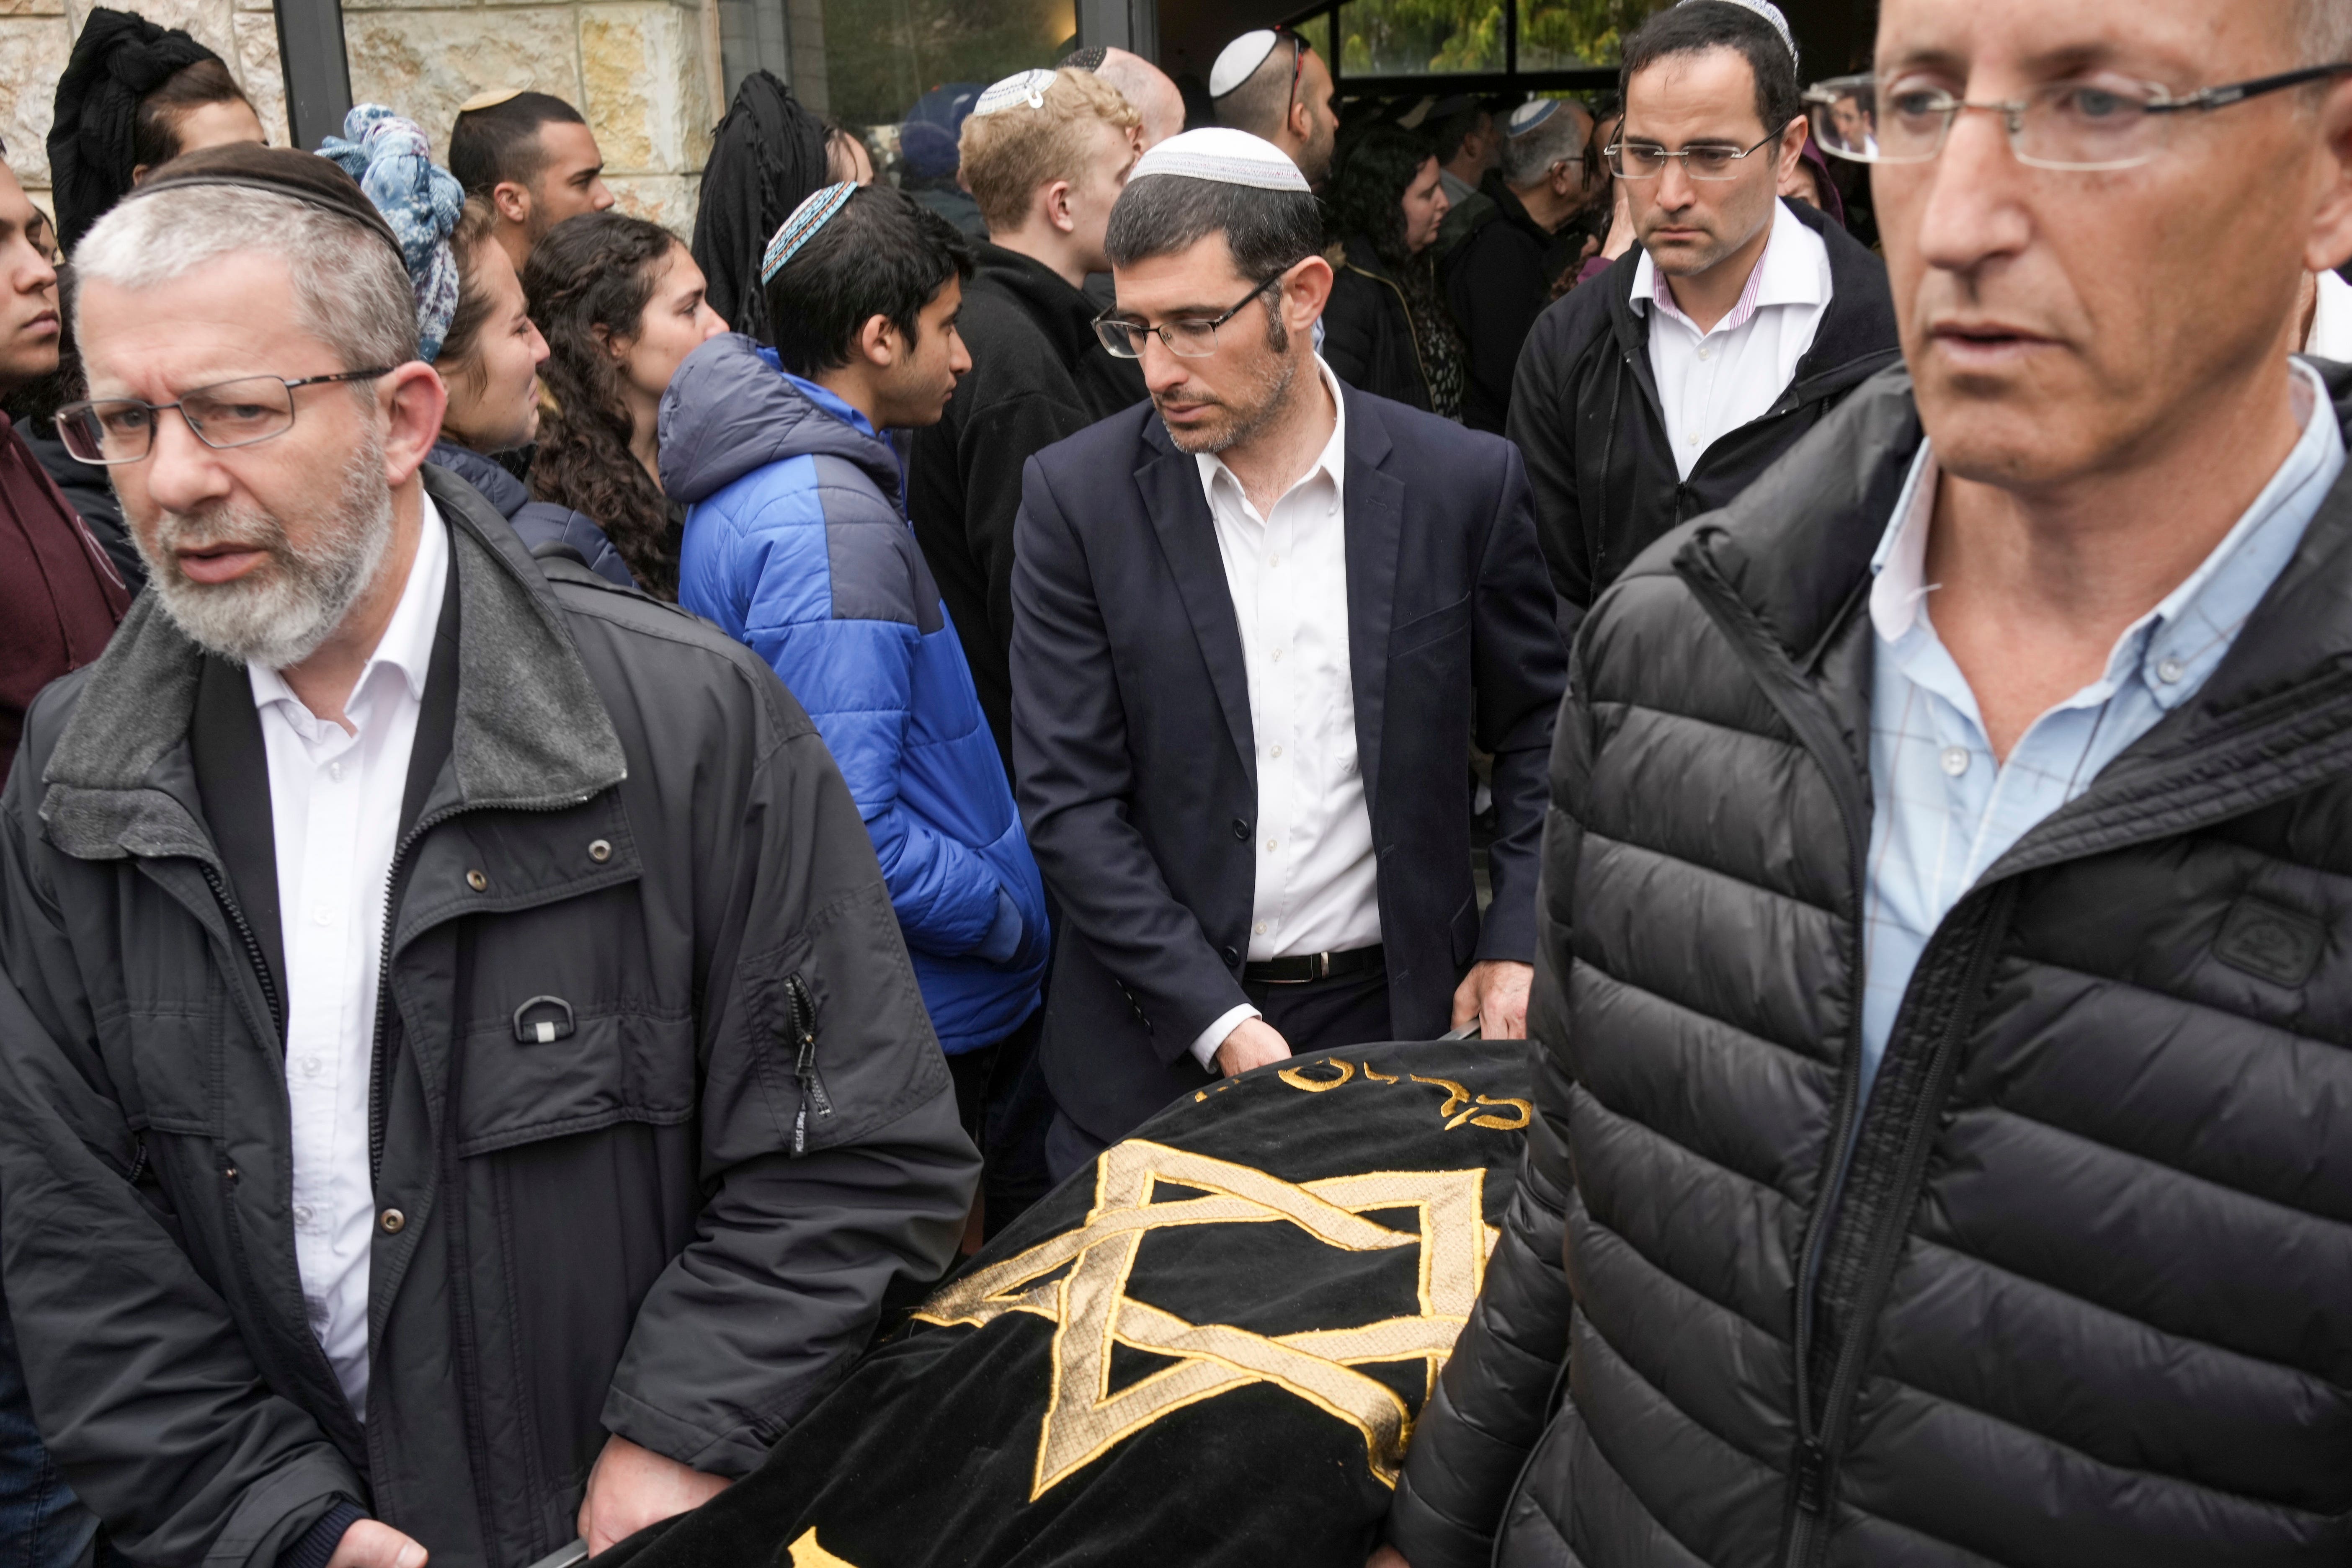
[1,0,716,237]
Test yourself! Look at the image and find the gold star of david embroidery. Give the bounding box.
[914,1140,1497,1500]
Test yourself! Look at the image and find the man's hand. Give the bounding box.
[1451,960,1532,1039]
[1213,1016,1292,1077]
[577,1434,731,1554]
[1367,1548,1412,1568]
[325,1522,427,1568]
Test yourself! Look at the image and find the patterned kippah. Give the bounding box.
[1129,128,1310,193]
[1507,98,1560,136]
[761,180,857,283]
[975,69,1058,118]
[1209,30,1281,98]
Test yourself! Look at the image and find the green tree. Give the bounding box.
[1333,0,1669,75]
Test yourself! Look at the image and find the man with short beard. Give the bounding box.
[1009,129,1564,1171]
[0,145,976,1567]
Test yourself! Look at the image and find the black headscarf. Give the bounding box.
[48,8,222,253]
[690,70,831,345]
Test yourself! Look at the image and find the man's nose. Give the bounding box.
[141,407,235,516]
[1139,333,1188,392]
[1912,104,2033,278]
[1654,161,1697,210]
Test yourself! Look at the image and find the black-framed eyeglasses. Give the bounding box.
[1093,271,1288,360]
[1805,63,2352,172]
[1607,130,1781,181]
[55,369,393,466]
[1273,25,1305,118]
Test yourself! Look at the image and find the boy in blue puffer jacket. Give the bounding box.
[661,183,1052,1233]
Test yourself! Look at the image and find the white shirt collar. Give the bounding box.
[1871,358,2337,648]
[1195,356,1348,523]
[1630,197,1826,330]
[250,490,449,726]
[2306,268,2352,363]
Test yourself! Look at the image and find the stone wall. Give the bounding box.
[346,0,718,234]
[1,0,716,237]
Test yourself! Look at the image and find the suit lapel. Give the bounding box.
[1137,421,1258,785]
[1342,390,1401,824]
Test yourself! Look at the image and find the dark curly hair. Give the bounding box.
[1327,124,1439,271]
[524,211,683,599]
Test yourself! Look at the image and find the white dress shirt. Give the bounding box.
[1186,358,1380,1066]
[1859,362,2343,1103]
[1630,197,1833,479]
[2306,268,2352,361]
[250,496,449,1418]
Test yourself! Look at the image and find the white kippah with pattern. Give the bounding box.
[974,68,1058,117]
[1129,127,1312,191]
[1507,98,1561,136]
[1209,30,1281,98]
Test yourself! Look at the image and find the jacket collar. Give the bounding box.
[1480,173,1553,246]
[973,242,1101,366]
[1607,197,1901,410]
[40,467,628,861]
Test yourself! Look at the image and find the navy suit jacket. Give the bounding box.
[1010,381,1565,1142]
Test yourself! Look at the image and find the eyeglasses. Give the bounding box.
[55,369,392,466]
[1274,26,1305,119]
[1607,131,1780,181]
[1094,272,1287,359]
[1805,64,2352,172]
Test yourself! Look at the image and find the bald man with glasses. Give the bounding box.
[1380,0,2352,1565]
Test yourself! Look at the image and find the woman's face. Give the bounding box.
[1401,156,1449,255]
[132,97,267,184]
[441,239,549,454]
[612,243,730,431]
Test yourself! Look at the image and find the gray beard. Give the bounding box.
[137,437,395,671]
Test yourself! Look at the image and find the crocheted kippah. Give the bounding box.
[1507,98,1561,136]
[317,105,467,361]
[761,180,856,283]
[1128,128,1310,193]
[1209,30,1281,98]
[973,69,1057,118]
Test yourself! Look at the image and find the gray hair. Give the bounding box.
[1501,100,1594,188]
[1105,173,1323,283]
[70,183,418,375]
[2299,0,2352,65]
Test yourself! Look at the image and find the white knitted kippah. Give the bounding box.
[974,68,1058,118]
[1129,127,1311,192]
[1686,0,1798,64]
[1209,30,1281,98]
[1507,98,1561,136]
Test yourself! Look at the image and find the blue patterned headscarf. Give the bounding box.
[317,104,465,361]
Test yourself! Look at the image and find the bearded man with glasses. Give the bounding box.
[1378,0,2352,1565]
[1509,0,1898,641]
[1009,129,1564,1174]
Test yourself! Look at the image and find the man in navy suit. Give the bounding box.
[1011,129,1565,1168]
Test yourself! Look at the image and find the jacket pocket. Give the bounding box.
[454,1006,698,1157]
[1391,593,1473,658]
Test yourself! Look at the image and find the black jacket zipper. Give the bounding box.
[198,862,284,1042]
[787,974,831,1155]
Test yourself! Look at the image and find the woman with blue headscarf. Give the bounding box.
[318,106,637,588]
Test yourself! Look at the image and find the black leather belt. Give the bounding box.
[1243,944,1385,985]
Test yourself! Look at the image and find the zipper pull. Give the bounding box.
[1793,1436,1830,1515]
[786,975,832,1155]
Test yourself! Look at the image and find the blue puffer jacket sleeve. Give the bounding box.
[700,467,1010,958]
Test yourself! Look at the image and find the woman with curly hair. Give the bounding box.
[526,212,727,599]
[1320,123,1467,419]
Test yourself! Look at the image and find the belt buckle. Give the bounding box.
[1310,950,1333,981]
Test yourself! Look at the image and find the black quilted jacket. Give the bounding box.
[1391,363,2352,1567]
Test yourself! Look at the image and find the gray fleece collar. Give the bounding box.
[41,467,627,860]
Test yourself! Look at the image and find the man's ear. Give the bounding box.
[379,361,449,488]
[857,313,900,369]
[1282,254,1334,332]
[491,179,533,228]
[2305,76,2352,273]
[1775,115,1810,186]
[1042,177,1078,235]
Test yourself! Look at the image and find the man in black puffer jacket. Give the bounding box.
[1384,0,2352,1564]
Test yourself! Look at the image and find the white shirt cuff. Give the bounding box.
[1188,1003,1263,1070]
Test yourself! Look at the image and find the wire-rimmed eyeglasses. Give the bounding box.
[55,369,392,466]
[1093,273,1285,360]
[1606,130,1781,181]
[1805,63,2352,172]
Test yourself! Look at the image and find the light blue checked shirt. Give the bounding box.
[1858,361,2345,1099]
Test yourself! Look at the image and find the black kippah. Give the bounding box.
[1061,45,1109,71]
[117,143,406,266]
[47,7,220,253]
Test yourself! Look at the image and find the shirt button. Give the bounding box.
[327,762,344,782]
[311,906,332,926]
[1270,744,1283,758]
[292,1203,313,1226]
[379,1208,406,1235]
[1697,346,1711,360]
[1941,746,1970,777]
[1253,922,1267,935]
[1265,838,1278,853]
[1269,553,1279,567]
[2157,657,2185,684]
[300,1056,321,1077]
[1270,648,1283,662]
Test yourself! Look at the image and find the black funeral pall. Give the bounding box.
[600,1039,1534,1568]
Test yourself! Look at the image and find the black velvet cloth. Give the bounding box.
[691,70,830,346]
[47,7,220,253]
[600,1037,1537,1568]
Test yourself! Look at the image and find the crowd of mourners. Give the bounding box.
[5,0,2352,1560]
